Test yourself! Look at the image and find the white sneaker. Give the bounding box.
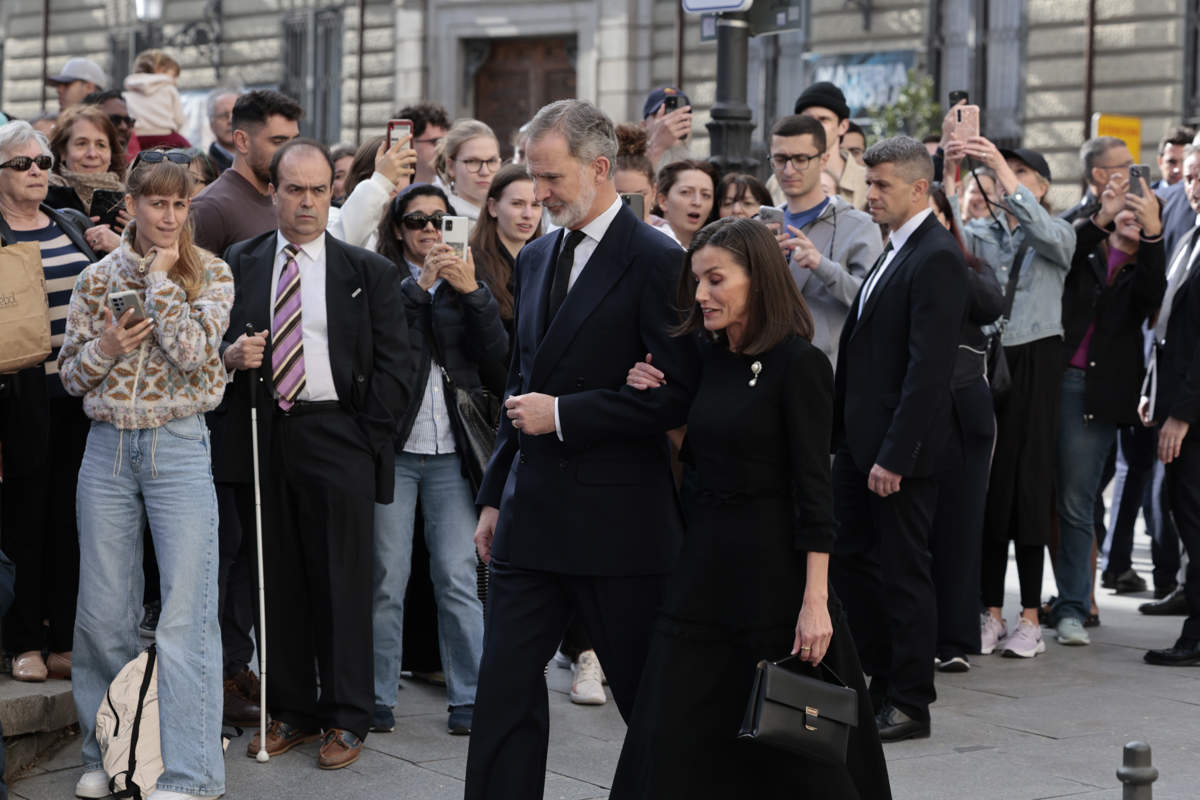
[75,770,110,798]
[1001,617,1046,658]
[979,612,1007,655]
[570,650,607,705]
[147,790,221,800]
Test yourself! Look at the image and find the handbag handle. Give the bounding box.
[771,653,850,688]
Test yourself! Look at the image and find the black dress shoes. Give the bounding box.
[1102,569,1148,594]
[875,704,931,742]
[1143,638,1200,666]
[1139,587,1188,616]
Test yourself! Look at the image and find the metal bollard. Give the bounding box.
[1116,741,1158,800]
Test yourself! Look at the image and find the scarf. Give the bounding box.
[49,169,125,213]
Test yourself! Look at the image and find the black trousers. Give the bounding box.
[464,559,664,800]
[263,409,376,739]
[1165,435,1200,642]
[216,482,258,676]
[1,396,87,654]
[831,449,938,721]
[930,379,995,659]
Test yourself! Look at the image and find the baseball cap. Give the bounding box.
[46,58,109,90]
[643,87,691,119]
[793,81,851,121]
[999,147,1051,182]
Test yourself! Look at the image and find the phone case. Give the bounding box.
[441,216,470,260]
[951,106,980,141]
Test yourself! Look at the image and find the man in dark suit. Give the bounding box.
[215,139,412,769]
[831,136,968,742]
[1141,144,1200,666]
[464,100,699,799]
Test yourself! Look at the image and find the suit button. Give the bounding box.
[517,370,523,380]
[559,459,569,470]
[355,374,366,383]
[519,455,527,464]
[1089,361,1096,368]
[576,378,585,389]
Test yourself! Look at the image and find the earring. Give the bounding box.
[748,361,762,387]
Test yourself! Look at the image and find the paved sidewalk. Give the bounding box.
[12,548,1200,799]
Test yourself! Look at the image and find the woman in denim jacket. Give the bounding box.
[945,137,1076,660]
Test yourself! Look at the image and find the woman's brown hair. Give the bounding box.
[125,158,206,301]
[614,124,654,185]
[468,163,542,320]
[342,134,384,199]
[716,172,773,213]
[50,105,127,177]
[675,216,814,354]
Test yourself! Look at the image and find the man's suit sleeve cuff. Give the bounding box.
[554,396,564,442]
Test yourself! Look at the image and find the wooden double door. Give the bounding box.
[473,36,577,160]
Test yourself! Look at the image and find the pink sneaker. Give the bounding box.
[980,612,1007,655]
[1001,618,1045,658]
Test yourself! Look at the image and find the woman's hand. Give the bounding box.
[146,242,179,274]
[113,208,133,234]
[793,597,833,666]
[418,243,447,290]
[376,136,418,189]
[85,224,121,254]
[439,246,479,294]
[98,306,154,358]
[1126,178,1162,237]
[626,353,666,390]
[1094,178,1126,228]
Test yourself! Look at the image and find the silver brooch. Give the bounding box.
[748,361,762,387]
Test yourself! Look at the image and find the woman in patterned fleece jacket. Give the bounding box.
[58,154,233,800]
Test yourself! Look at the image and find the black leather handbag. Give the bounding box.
[737,655,858,765]
[439,364,500,493]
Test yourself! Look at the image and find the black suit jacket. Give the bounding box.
[834,213,969,478]
[1153,240,1200,426]
[209,231,413,503]
[1157,180,1194,263]
[477,202,700,576]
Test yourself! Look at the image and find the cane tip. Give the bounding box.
[256,750,270,763]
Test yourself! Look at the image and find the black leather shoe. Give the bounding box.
[875,704,931,742]
[1154,582,1178,600]
[1111,569,1148,594]
[1139,587,1188,616]
[1143,639,1200,666]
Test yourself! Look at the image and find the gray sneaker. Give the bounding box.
[1055,616,1091,646]
[980,612,1007,655]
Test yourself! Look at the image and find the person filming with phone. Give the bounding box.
[57,147,234,800]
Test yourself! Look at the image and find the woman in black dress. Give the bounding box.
[611,217,890,799]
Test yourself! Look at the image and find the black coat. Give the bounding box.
[44,184,87,217]
[1152,238,1200,425]
[395,275,509,449]
[477,201,701,576]
[1061,219,1166,425]
[209,231,414,503]
[834,213,969,477]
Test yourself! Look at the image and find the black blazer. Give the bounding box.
[477,202,700,576]
[1153,240,1200,426]
[209,231,414,503]
[834,213,969,477]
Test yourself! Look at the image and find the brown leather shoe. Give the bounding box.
[225,679,261,726]
[231,667,262,703]
[47,651,72,679]
[318,728,363,770]
[12,651,47,682]
[246,720,320,758]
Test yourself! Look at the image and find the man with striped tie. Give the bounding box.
[217,138,413,770]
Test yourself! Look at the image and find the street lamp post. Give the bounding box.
[706,12,757,175]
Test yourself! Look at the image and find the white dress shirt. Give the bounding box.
[552,196,626,440]
[858,207,933,317]
[402,260,456,454]
[269,232,338,402]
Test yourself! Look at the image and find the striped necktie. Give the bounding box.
[272,242,305,410]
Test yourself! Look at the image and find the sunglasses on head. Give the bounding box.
[0,155,53,171]
[400,212,445,231]
[131,149,191,169]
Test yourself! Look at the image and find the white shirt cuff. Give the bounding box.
[554,396,563,442]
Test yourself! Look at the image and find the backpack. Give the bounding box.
[95,645,162,799]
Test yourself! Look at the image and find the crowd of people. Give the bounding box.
[0,49,1196,800]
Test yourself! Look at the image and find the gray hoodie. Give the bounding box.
[787,196,884,367]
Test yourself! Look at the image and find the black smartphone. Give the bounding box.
[949,90,969,106]
[1129,164,1151,196]
[620,192,645,220]
[90,189,126,228]
[663,95,680,113]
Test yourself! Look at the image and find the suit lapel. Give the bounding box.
[528,205,637,391]
[531,229,564,344]
[854,215,936,333]
[323,234,360,401]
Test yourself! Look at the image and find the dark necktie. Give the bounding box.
[548,229,587,323]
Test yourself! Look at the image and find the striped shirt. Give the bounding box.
[7,219,93,394]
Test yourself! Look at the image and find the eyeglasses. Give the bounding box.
[400,212,446,231]
[455,156,501,174]
[109,114,136,128]
[771,152,821,172]
[131,149,191,169]
[0,155,53,171]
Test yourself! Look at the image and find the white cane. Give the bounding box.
[245,323,271,763]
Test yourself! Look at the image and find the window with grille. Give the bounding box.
[281,8,343,144]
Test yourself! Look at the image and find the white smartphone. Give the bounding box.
[441,215,470,260]
[108,290,147,328]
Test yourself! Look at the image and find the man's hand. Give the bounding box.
[223,329,269,371]
[867,463,902,497]
[789,227,821,270]
[475,505,499,564]
[1158,416,1190,464]
[645,104,693,163]
[505,393,556,435]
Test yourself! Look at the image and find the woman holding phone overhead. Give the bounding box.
[58,151,233,800]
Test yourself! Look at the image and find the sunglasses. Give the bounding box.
[0,155,53,171]
[109,114,136,128]
[131,149,191,169]
[400,212,445,231]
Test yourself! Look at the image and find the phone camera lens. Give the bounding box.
[445,220,453,230]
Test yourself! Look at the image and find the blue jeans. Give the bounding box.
[74,416,224,795]
[373,452,484,709]
[1053,369,1117,624]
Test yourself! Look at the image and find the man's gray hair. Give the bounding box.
[1184,143,1200,162]
[0,120,51,162]
[863,135,934,188]
[206,85,242,119]
[1080,136,1126,177]
[525,100,618,175]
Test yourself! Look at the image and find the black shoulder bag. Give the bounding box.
[986,238,1030,406]
[428,328,501,495]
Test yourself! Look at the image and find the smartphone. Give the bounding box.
[620,192,645,220]
[948,90,969,106]
[387,118,412,149]
[1129,164,1151,196]
[108,290,147,329]
[951,104,980,141]
[441,215,470,260]
[757,205,785,229]
[663,95,680,113]
[90,189,126,228]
